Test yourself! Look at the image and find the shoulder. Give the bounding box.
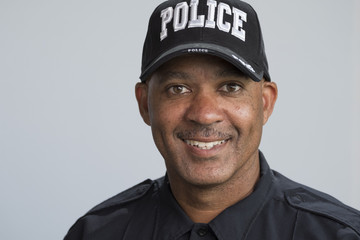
[64,177,165,240]
[87,177,160,214]
[272,170,360,237]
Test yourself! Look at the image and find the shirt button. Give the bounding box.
[197,227,208,237]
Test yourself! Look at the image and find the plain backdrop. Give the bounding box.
[0,0,359,239]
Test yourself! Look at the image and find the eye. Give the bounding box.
[168,85,191,95]
[219,82,242,93]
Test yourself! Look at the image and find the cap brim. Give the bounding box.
[140,43,264,82]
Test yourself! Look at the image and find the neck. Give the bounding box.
[169,156,260,223]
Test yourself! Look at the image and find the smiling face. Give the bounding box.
[136,54,277,189]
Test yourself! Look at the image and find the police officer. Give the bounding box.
[64,0,360,239]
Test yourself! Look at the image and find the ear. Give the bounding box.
[261,81,278,125]
[135,82,151,126]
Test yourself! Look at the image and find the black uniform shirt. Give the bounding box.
[64,152,360,239]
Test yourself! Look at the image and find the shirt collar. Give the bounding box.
[209,151,274,239]
[155,151,274,240]
[155,176,194,239]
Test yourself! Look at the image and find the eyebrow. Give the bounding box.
[215,69,249,79]
[158,71,192,83]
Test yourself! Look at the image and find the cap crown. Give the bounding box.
[141,0,270,82]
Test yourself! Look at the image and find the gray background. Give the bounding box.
[0,0,359,239]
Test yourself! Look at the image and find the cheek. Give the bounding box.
[229,98,264,137]
[148,100,188,161]
[232,100,260,123]
[152,103,179,124]
[149,97,186,134]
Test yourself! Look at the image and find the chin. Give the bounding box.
[182,168,235,188]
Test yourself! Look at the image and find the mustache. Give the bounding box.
[176,127,232,139]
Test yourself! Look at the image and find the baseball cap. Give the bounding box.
[140,0,271,82]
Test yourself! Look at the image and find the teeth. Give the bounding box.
[185,140,226,150]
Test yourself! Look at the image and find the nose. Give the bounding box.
[184,90,224,125]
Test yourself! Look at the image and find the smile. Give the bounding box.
[184,139,227,150]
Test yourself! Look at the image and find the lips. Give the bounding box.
[184,139,227,150]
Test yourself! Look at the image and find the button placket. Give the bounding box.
[197,227,208,237]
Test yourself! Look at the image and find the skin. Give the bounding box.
[135,54,277,223]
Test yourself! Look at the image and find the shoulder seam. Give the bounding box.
[285,188,360,235]
[86,179,155,215]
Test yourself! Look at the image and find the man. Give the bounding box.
[64,0,360,239]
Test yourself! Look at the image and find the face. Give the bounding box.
[136,55,277,188]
